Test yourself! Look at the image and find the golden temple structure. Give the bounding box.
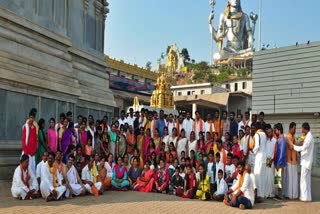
[150,65,174,109]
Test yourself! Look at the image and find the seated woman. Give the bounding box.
[154,159,170,193]
[169,166,184,195]
[176,164,197,199]
[123,153,131,172]
[134,160,155,192]
[130,148,144,170]
[127,157,142,189]
[111,156,129,191]
[98,157,110,191]
[166,142,177,163]
[103,153,115,190]
[196,164,211,201]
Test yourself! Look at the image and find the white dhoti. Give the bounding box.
[254,161,267,198]
[11,182,38,200]
[248,152,255,173]
[65,184,83,198]
[300,166,312,201]
[265,164,275,197]
[286,163,298,199]
[40,183,66,200]
[84,182,102,193]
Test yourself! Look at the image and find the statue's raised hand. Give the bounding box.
[208,12,214,24]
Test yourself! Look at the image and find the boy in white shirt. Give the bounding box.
[225,153,235,187]
[213,169,228,201]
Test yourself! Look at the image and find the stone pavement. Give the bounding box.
[0,178,320,214]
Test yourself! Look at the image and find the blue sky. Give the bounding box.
[105,0,320,69]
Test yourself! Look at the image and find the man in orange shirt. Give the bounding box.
[286,122,298,199]
[214,111,221,138]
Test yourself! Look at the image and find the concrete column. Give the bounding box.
[192,103,197,118]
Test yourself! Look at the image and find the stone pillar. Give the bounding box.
[192,103,197,118]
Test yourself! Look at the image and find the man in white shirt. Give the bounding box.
[118,110,128,129]
[81,155,103,195]
[11,155,39,200]
[182,112,194,140]
[204,113,215,140]
[193,111,205,140]
[265,125,276,198]
[126,108,136,128]
[224,161,254,209]
[225,153,236,187]
[215,152,225,184]
[64,155,86,198]
[237,113,245,136]
[253,123,267,198]
[166,114,176,136]
[36,151,48,187]
[289,122,314,202]
[40,153,66,202]
[213,169,228,201]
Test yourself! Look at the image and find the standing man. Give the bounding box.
[244,112,251,127]
[252,123,267,198]
[118,110,127,129]
[251,114,257,124]
[22,109,38,174]
[166,114,176,136]
[156,110,166,137]
[237,114,245,135]
[150,111,158,137]
[229,112,238,139]
[204,114,215,140]
[221,111,230,138]
[183,112,194,140]
[286,122,298,200]
[265,124,276,198]
[127,108,136,128]
[274,123,287,200]
[193,111,204,140]
[100,115,110,132]
[257,112,266,131]
[175,114,184,136]
[290,122,314,202]
[213,111,221,138]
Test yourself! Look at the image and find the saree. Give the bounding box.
[142,136,151,160]
[36,129,46,165]
[136,135,144,152]
[154,137,162,155]
[135,169,155,192]
[118,134,127,158]
[61,129,72,157]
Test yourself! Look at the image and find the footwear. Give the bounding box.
[239,204,245,209]
[223,199,229,206]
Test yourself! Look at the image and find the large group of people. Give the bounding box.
[11,107,314,209]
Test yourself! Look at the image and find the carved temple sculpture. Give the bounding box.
[209,0,258,64]
[150,66,174,109]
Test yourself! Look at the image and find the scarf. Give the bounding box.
[176,122,182,136]
[114,165,126,179]
[238,171,247,195]
[20,165,30,188]
[90,165,98,183]
[249,129,262,150]
[47,162,58,188]
[152,119,157,136]
[193,119,204,133]
[23,124,30,147]
[137,135,144,150]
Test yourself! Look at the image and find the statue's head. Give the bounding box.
[228,0,241,8]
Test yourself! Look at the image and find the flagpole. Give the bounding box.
[258,0,262,51]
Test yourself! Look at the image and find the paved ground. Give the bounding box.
[1,178,320,214]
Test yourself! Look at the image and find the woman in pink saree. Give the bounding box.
[134,160,155,192]
[142,128,152,161]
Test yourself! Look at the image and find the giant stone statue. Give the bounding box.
[209,0,258,64]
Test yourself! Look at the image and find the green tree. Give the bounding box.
[181,48,190,63]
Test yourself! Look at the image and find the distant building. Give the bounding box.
[171,82,251,118]
[252,41,320,176]
[105,56,157,114]
[221,78,252,95]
